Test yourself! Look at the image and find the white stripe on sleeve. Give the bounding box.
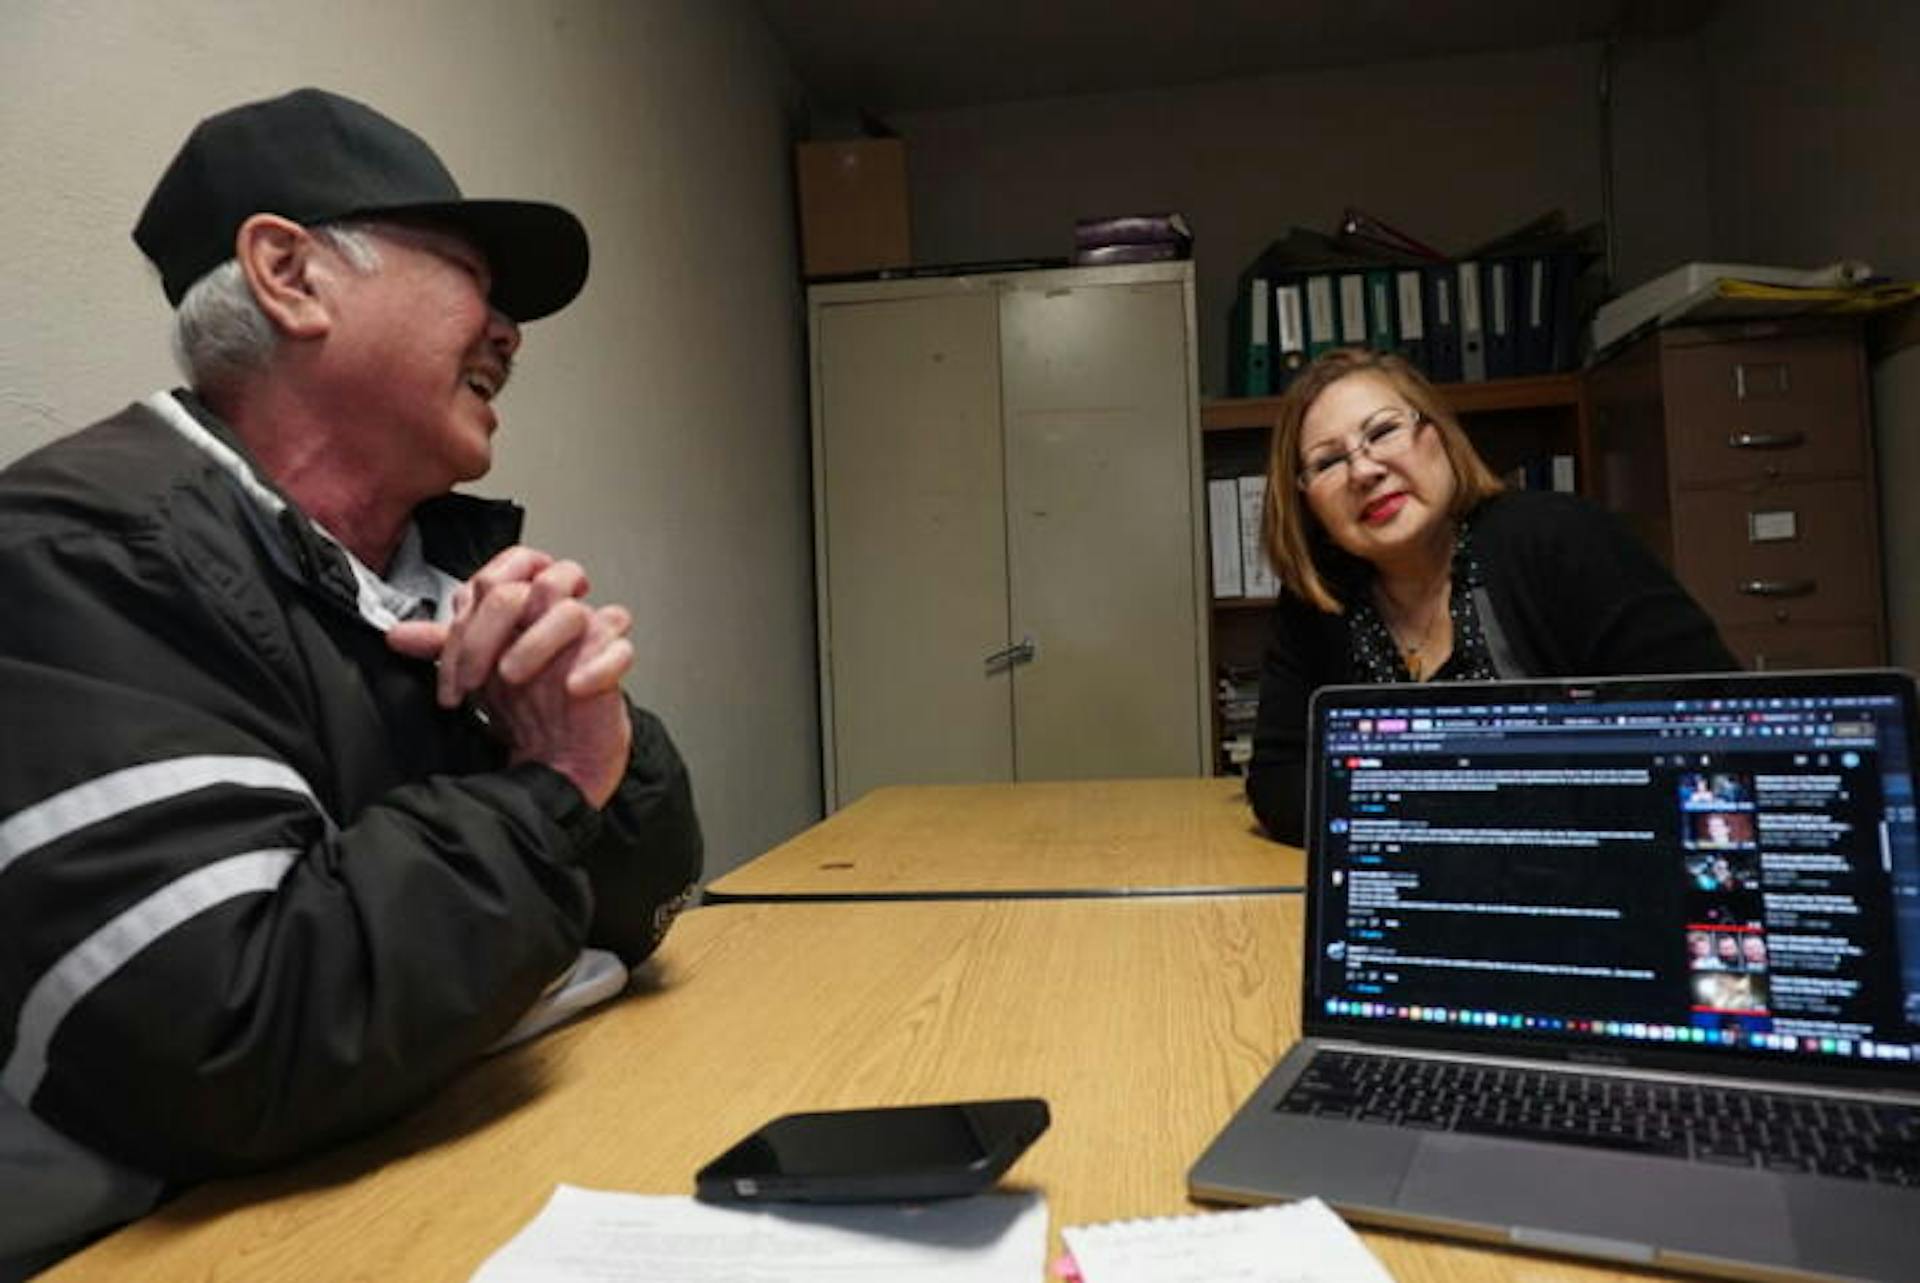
[0,756,326,879]
[3,849,299,1103]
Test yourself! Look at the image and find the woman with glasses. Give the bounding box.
[1246,347,1733,845]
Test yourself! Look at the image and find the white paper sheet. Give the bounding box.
[470,1184,1048,1283]
[1062,1198,1394,1283]
[485,949,630,1053]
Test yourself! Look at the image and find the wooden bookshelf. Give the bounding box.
[1200,370,1593,526]
[1202,369,1586,434]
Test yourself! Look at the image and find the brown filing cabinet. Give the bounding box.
[1587,318,1885,671]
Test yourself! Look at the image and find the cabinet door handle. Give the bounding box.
[1727,431,1806,450]
[983,636,1037,674]
[1737,578,1816,598]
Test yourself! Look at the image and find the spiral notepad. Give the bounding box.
[1061,1198,1393,1283]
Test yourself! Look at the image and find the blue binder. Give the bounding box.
[1421,264,1462,383]
[1481,258,1520,379]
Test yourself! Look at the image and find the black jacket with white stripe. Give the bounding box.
[0,392,702,1257]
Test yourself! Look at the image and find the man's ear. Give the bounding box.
[234,214,333,340]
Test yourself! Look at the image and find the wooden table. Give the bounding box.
[50,898,1656,1282]
[704,777,1304,901]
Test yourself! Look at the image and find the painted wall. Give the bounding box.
[1696,0,1920,670]
[1607,33,1717,287]
[0,0,821,877]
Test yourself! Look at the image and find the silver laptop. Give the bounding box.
[1192,671,1920,1282]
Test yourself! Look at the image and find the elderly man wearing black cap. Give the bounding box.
[0,89,702,1273]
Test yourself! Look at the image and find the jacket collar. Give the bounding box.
[144,389,525,626]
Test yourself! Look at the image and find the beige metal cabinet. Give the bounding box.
[810,262,1210,809]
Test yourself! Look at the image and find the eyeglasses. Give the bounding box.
[1295,413,1429,491]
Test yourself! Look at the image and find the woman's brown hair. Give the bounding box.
[1261,347,1503,613]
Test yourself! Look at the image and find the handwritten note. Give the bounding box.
[1062,1198,1393,1283]
[471,1184,1048,1282]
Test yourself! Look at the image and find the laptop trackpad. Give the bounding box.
[1398,1135,1793,1263]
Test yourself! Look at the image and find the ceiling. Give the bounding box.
[754,0,1718,117]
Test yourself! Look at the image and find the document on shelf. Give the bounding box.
[1208,478,1245,599]
[1062,1197,1393,1283]
[470,1184,1048,1282]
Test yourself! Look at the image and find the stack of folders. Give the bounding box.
[1588,259,1920,357]
[1228,211,1601,396]
[1206,474,1279,602]
[1072,212,1193,267]
[1215,666,1260,775]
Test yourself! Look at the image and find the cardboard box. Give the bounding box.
[796,139,911,278]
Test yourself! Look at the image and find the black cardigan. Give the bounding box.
[1245,490,1738,845]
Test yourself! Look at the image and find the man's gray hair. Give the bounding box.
[172,222,383,390]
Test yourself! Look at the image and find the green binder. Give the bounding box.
[1365,268,1398,354]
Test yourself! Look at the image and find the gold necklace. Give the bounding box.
[1383,580,1449,681]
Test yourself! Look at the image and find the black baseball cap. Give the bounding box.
[133,87,589,322]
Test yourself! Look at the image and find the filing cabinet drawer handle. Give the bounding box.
[983,636,1037,674]
[1728,431,1806,451]
[1737,579,1816,598]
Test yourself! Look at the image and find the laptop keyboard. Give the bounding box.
[1278,1050,1920,1186]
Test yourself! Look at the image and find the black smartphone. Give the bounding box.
[694,1098,1050,1203]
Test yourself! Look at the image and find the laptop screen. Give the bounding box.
[1304,671,1920,1080]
